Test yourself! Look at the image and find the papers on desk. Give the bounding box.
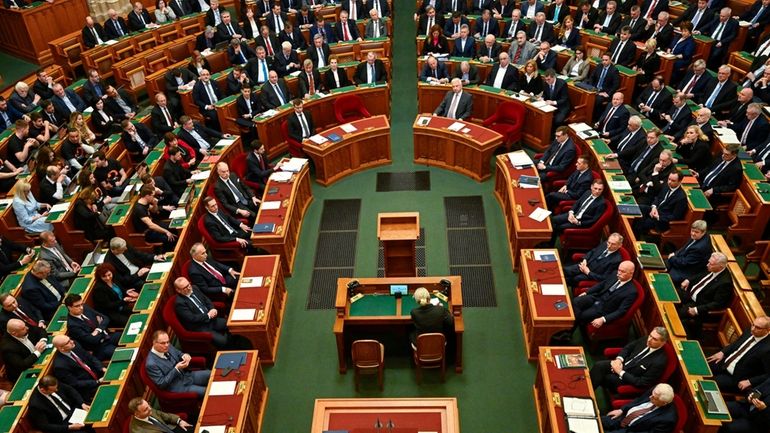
[447,121,465,132]
[191,170,211,181]
[656,50,677,59]
[232,308,256,321]
[103,39,118,46]
[50,202,70,213]
[528,207,552,222]
[416,116,432,126]
[201,48,213,56]
[510,92,529,101]
[609,180,632,191]
[714,127,740,144]
[309,134,328,145]
[126,321,142,336]
[563,396,596,418]
[200,426,227,433]
[168,208,186,219]
[148,261,173,276]
[533,251,557,261]
[83,106,93,114]
[340,123,358,133]
[209,380,237,396]
[540,284,566,296]
[215,138,236,148]
[0,198,12,207]
[269,171,293,182]
[739,20,751,27]
[282,157,309,172]
[506,150,534,167]
[566,417,600,433]
[551,44,569,52]
[240,276,264,288]
[261,109,278,118]
[260,201,281,210]
[289,70,302,77]
[571,122,593,133]
[69,408,87,425]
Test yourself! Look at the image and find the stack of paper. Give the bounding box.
[540,284,566,295]
[340,123,358,133]
[609,180,632,191]
[240,276,264,288]
[260,201,281,210]
[714,127,740,144]
[282,157,309,172]
[209,381,237,396]
[529,207,552,222]
[231,308,256,321]
[551,44,568,52]
[191,170,211,181]
[447,122,465,131]
[50,202,70,213]
[126,321,143,336]
[507,150,534,167]
[215,138,237,147]
[148,261,173,275]
[269,172,293,182]
[416,116,432,126]
[309,134,328,145]
[168,208,186,219]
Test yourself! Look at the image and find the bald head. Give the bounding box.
[617,261,635,282]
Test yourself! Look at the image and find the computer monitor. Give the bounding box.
[389,285,408,296]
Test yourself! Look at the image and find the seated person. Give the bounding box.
[163,147,199,197]
[173,277,245,349]
[134,185,177,251]
[634,171,687,235]
[145,330,211,398]
[695,144,742,202]
[39,231,80,287]
[353,51,387,84]
[177,115,230,160]
[420,55,449,84]
[546,157,593,210]
[520,58,545,96]
[433,78,472,120]
[188,242,239,297]
[201,196,260,254]
[0,293,45,330]
[274,42,301,77]
[103,85,136,122]
[29,376,94,433]
[410,287,453,347]
[630,149,676,204]
[245,143,280,192]
[601,383,677,433]
[673,124,711,172]
[127,397,193,433]
[93,263,137,328]
[13,180,53,234]
[0,237,33,280]
[485,52,518,90]
[706,315,770,393]
[105,236,165,292]
[624,129,663,179]
[677,252,733,338]
[298,59,323,99]
[536,126,576,183]
[52,334,105,402]
[666,220,711,285]
[38,165,72,208]
[214,161,260,221]
[605,116,646,169]
[0,318,48,381]
[563,232,624,287]
[590,326,670,392]
[452,61,480,86]
[550,179,607,238]
[93,151,128,198]
[724,375,770,433]
[7,119,38,170]
[21,260,65,321]
[422,24,449,55]
[64,294,120,361]
[122,119,159,159]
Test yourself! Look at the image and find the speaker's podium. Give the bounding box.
[377,212,420,278]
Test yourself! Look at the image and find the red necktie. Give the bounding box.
[71,352,98,380]
[202,261,226,284]
[266,38,274,55]
[343,22,350,40]
[15,309,38,327]
[308,73,315,94]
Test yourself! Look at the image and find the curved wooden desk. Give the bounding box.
[413,114,502,182]
[303,115,392,186]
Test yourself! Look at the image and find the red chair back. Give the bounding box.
[560,202,615,252]
[672,394,688,433]
[586,280,645,343]
[231,152,249,178]
[281,120,304,157]
[333,94,372,123]
[138,355,200,415]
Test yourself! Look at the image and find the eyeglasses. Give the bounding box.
[751,324,770,330]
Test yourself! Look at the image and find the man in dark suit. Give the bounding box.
[706,315,770,393]
[474,9,500,38]
[0,293,45,331]
[246,47,274,85]
[644,11,674,49]
[659,92,692,136]
[128,397,193,433]
[273,41,301,77]
[417,6,445,36]
[551,180,608,236]
[105,236,162,292]
[675,0,714,30]
[621,6,648,40]
[451,25,476,58]
[636,77,673,120]
[724,375,770,433]
[174,277,242,349]
[485,52,518,90]
[0,236,33,279]
[0,319,47,381]
[216,11,244,41]
[178,115,228,160]
[594,0,622,34]
[444,11,470,38]
[677,252,734,338]
[164,67,196,110]
[701,8,738,68]
[601,384,678,433]
[409,287,454,345]
[335,10,361,42]
[740,0,770,50]
[697,145,742,200]
[720,88,756,128]
[368,0,390,17]
[205,0,224,27]
[415,0,443,15]
[433,78,473,120]
[309,16,336,44]
[150,93,179,135]
[52,334,105,402]
[631,148,675,202]
[28,376,94,433]
[676,59,714,103]
[246,143,280,189]
[607,27,636,66]
[20,260,66,321]
[307,34,331,69]
[701,65,738,119]
[536,126,576,183]
[103,85,136,122]
[227,41,256,67]
[324,57,353,90]
[103,9,130,40]
[202,197,259,253]
[421,55,449,83]
[625,129,663,178]
[452,61,480,86]
[280,21,307,50]
[191,69,221,129]
[354,51,387,84]
[127,2,154,31]
[266,3,289,34]
[214,161,260,220]
[533,41,556,70]
[169,0,191,17]
[235,85,261,143]
[0,96,23,133]
[595,92,629,139]
[606,116,646,168]
[145,330,211,397]
[571,260,638,329]
[188,242,239,297]
[590,55,621,118]
[122,119,159,159]
[526,12,554,44]
[734,103,769,151]
[635,171,687,234]
[298,59,324,97]
[64,294,119,361]
[51,83,86,120]
[469,0,492,14]
[195,26,218,51]
[563,232,624,286]
[82,16,107,48]
[163,148,195,197]
[575,1,599,30]
[590,327,670,391]
[666,220,711,285]
[286,98,314,152]
[541,70,570,126]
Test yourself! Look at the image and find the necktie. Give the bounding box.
[447,93,460,119]
[751,5,766,24]
[554,6,560,20]
[0,110,9,126]
[350,1,356,19]
[659,188,673,206]
[547,141,564,165]
[333,70,340,87]
[617,131,634,152]
[202,261,226,284]
[205,82,217,104]
[427,17,433,36]
[214,212,236,234]
[214,9,221,25]
[374,0,380,14]
[693,10,702,27]
[15,308,38,327]
[724,336,758,368]
[513,44,521,63]
[632,146,653,172]
[317,48,325,67]
[575,195,595,218]
[369,64,375,83]
[703,161,726,188]
[227,23,234,36]
[257,59,267,82]
[612,41,624,64]
[41,279,61,301]
[756,37,770,57]
[604,280,621,294]
[601,106,616,133]
[188,293,207,314]
[689,272,716,298]
[597,67,608,90]
[162,107,172,126]
[705,82,723,108]
[630,18,636,29]
[621,405,654,427]
[603,13,611,28]
[273,84,285,105]
[274,15,283,32]
[299,113,310,138]
[535,25,543,41]
[758,142,770,162]
[50,247,72,272]
[71,352,98,380]
[343,21,350,40]
[646,0,658,18]
[51,393,72,420]
[115,19,124,37]
[484,21,489,36]
[138,11,146,26]
[374,21,380,37]
[625,347,650,367]
[93,27,102,44]
[452,0,456,11]
[740,119,755,145]
[646,91,658,108]
[227,178,247,204]
[266,37,274,55]
[148,416,175,433]
[600,248,610,258]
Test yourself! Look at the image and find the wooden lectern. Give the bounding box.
[377,212,420,277]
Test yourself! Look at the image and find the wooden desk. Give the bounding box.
[227,255,287,365]
[533,346,601,433]
[251,163,313,276]
[196,350,269,433]
[311,398,460,433]
[303,115,392,186]
[413,114,502,181]
[518,249,573,361]
[493,155,552,269]
[333,276,464,374]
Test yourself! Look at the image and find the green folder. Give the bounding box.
[696,380,732,420]
[144,150,163,167]
[650,273,679,302]
[47,305,70,333]
[45,210,66,222]
[119,313,149,345]
[590,139,612,155]
[0,405,22,432]
[0,274,24,295]
[133,283,161,311]
[687,189,713,210]
[638,243,665,269]
[68,277,93,296]
[103,349,136,381]
[85,384,120,423]
[8,368,41,402]
[743,162,765,182]
[106,204,131,225]
[79,265,96,276]
[679,340,712,376]
[349,294,396,317]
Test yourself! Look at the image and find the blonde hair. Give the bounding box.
[16,181,32,201]
[413,287,431,306]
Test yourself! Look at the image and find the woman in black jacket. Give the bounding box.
[92,263,138,328]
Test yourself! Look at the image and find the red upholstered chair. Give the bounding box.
[180,259,229,303]
[611,394,687,433]
[584,280,645,348]
[482,101,525,149]
[230,152,262,192]
[139,355,205,417]
[196,216,244,261]
[572,246,633,292]
[162,294,219,358]
[559,202,614,253]
[333,94,372,123]
[552,170,602,213]
[603,342,677,401]
[281,120,304,157]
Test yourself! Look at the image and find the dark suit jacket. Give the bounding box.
[82,23,107,48]
[589,64,620,94]
[103,92,136,122]
[526,22,554,44]
[661,104,693,138]
[235,94,261,125]
[127,9,153,31]
[66,305,113,352]
[279,27,307,50]
[636,87,672,118]
[474,18,500,37]
[246,150,275,184]
[28,383,85,433]
[203,211,249,242]
[192,79,222,113]
[196,32,217,52]
[570,191,607,227]
[574,7,599,30]
[334,18,361,41]
[286,110,315,142]
[175,287,217,332]
[309,23,337,44]
[53,345,103,400]
[584,277,637,324]
[51,90,86,120]
[245,57,274,84]
[626,142,663,176]
[538,138,576,175]
[597,103,630,138]
[266,12,289,33]
[259,79,292,109]
[227,43,256,66]
[169,0,192,17]
[324,67,353,90]
[0,237,27,277]
[0,325,46,381]
[178,123,222,159]
[646,22,674,49]
[0,298,44,331]
[188,259,237,296]
[615,336,669,389]
[612,129,646,166]
[145,344,203,393]
[676,70,714,102]
[734,115,769,151]
[595,11,621,34]
[668,236,712,279]
[534,50,556,71]
[307,43,331,68]
[699,157,742,193]
[354,59,387,84]
[451,37,476,58]
[713,329,770,386]
[607,38,636,67]
[103,17,129,39]
[434,90,473,120]
[21,273,66,320]
[579,242,622,281]
[679,269,733,314]
[163,160,192,197]
[417,13,446,36]
[420,62,449,82]
[298,69,324,95]
[150,105,178,135]
[621,15,648,41]
[675,4,715,30]
[651,186,687,224]
[121,122,159,156]
[602,389,677,433]
[410,304,453,344]
[701,79,738,118]
[502,19,527,39]
[205,7,225,27]
[451,64,480,85]
[104,247,154,290]
[91,279,129,326]
[217,22,244,42]
[214,174,255,216]
[484,64,518,90]
[740,0,770,27]
[273,50,301,77]
[165,68,196,96]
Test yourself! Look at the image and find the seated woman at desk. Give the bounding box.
[422,24,449,56]
[134,184,177,251]
[556,15,580,49]
[91,99,121,141]
[12,181,53,235]
[561,48,589,82]
[672,125,711,173]
[519,59,543,96]
[93,262,138,328]
[633,38,660,90]
[162,133,197,169]
[410,287,453,348]
[68,112,97,147]
[73,186,115,243]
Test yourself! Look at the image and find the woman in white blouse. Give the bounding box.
[155,0,177,23]
[243,8,260,39]
[12,181,53,234]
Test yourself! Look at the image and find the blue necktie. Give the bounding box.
[597,67,608,90]
[705,82,723,108]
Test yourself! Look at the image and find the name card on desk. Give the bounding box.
[200,426,227,433]
[232,308,256,321]
[209,380,237,396]
[241,277,264,288]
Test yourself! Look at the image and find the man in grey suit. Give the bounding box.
[145,330,211,397]
[38,231,80,288]
[434,78,473,120]
[128,397,193,433]
[508,31,537,66]
[365,8,387,38]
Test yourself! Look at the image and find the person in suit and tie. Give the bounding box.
[21,260,66,321]
[309,15,336,44]
[202,196,259,254]
[540,69,570,126]
[227,41,256,67]
[452,61,480,86]
[280,21,307,50]
[324,57,353,90]
[570,261,638,331]
[417,6,445,36]
[195,26,218,52]
[245,47,274,86]
[634,171,687,234]
[0,293,45,331]
[260,70,293,109]
[701,8,739,68]
[527,12,554,44]
[145,330,211,397]
[563,232,624,286]
[476,34,502,63]
[595,92,629,139]
[508,30,537,65]
[533,41,556,71]
[150,93,179,136]
[502,9,526,40]
[433,78,473,120]
[707,315,770,393]
[188,242,239,297]
[178,115,229,160]
[677,59,715,102]
[105,237,164,293]
[485,52,518,90]
[724,375,770,433]
[659,92,693,138]
[174,277,243,349]
[254,25,279,56]
[625,129,664,178]
[675,0,714,30]
[122,119,160,159]
[594,0,622,34]
[38,231,80,287]
[575,1,599,30]
[451,25,476,58]
[551,180,608,236]
[590,55,621,118]
[366,8,388,38]
[52,334,105,402]
[666,220,711,285]
[163,148,196,197]
[696,145,742,201]
[265,3,288,34]
[214,161,260,220]
[234,86,261,143]
[591,327,670,391]
[168,0,191,17]
[28,376,94,433]
[740,0,770,50]
[677,252,733,338]
[620,6,648,41]
[545,156,593,212]
[335,9,362,42]
[0,319,48,381]
[103,9,130,40]
[606,116,645,168]
[734,103,769,152]
[354,51,387,84]
[0,236,34,279]
[631,148,676,201]
[601,383,678,433]
[51,83,86,120]
[421,55,449,83]
[536,126,576,183]
[128,2,154,31]
[192,69,221,129]
[64,294,120,361]
[307,34,331,69]
[474,9,499,38]
[636,77,672,120]
[298,59,324,97]
[607,26,636,67]
[82,16,107,48]
[519,0,543,17]
[701,65,738,120]
[128,397,193,433]
[216,11,243,41]
[245,143,280,194]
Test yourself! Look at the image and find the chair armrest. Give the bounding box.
[603,347,622,357]
[571,253,585,262]
[190,356,207,368]
[615,384,645,396]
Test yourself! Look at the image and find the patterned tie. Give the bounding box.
[202,261,226,284]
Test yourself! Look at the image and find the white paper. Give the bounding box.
[281,157,309,172]
[260,201,281,210]
[563,397,596,417]
[461,128,471,134]
[200,426,226,433]
[262,109,278,117]
[209,380,237,396]
[269,171,293,182]
[739,20,751,27]
[609,180,632,191]
[191,170,211,181]
[103,39,118,46]
[315,91,328,98]
[340,123,358,133]
[570,122,593,132]
[289,70,302,77]
[215,138,236,148]
[69,408,87,424]
[447,121,465,131]
[506,150,534,166]
[530,99,549,108]
[231,308,256,321]
[551,44,568,52]
[540,284,566,296]
[510,92,528,101]
[126,321,142,336]
[168,208,186,219]
[430,298,440,306]
[416,116,432,126]
[0,198,12,206]
[309,134,328,144]
[149,261,173,274]
[656,50,677,59]
[529,207,552,222]
[567,418,600,433]
[240,276,264,287]
[537,104,557,112]
[83,106,94,114]
[50,202,70,213]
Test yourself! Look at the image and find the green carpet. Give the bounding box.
[259,5,537,433]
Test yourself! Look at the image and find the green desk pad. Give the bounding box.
[650,273,679,302]
[590,139,612,155]
[144,150,163,167]
[679,340,712,376]
[67,277,93,296]
[696,380,731,420]
[106,203,131,225]
[756,183,770,202]
[215,94,238,107]
[79,265,96,276]
[400,296,448,317]
[0,274,24,295]
[743,162,765,181]
[47,305,69,333]
[610,174,632,192]
[103,348,137,381]
[85,384,120,423]
[134,283,161,312]
[119,313,149,345]
[687,189,713,210]
[8,368,41,402]
[46,210,67,222]
[638,243,666,269]
[0,405,22,432]
[349,294,397,317]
